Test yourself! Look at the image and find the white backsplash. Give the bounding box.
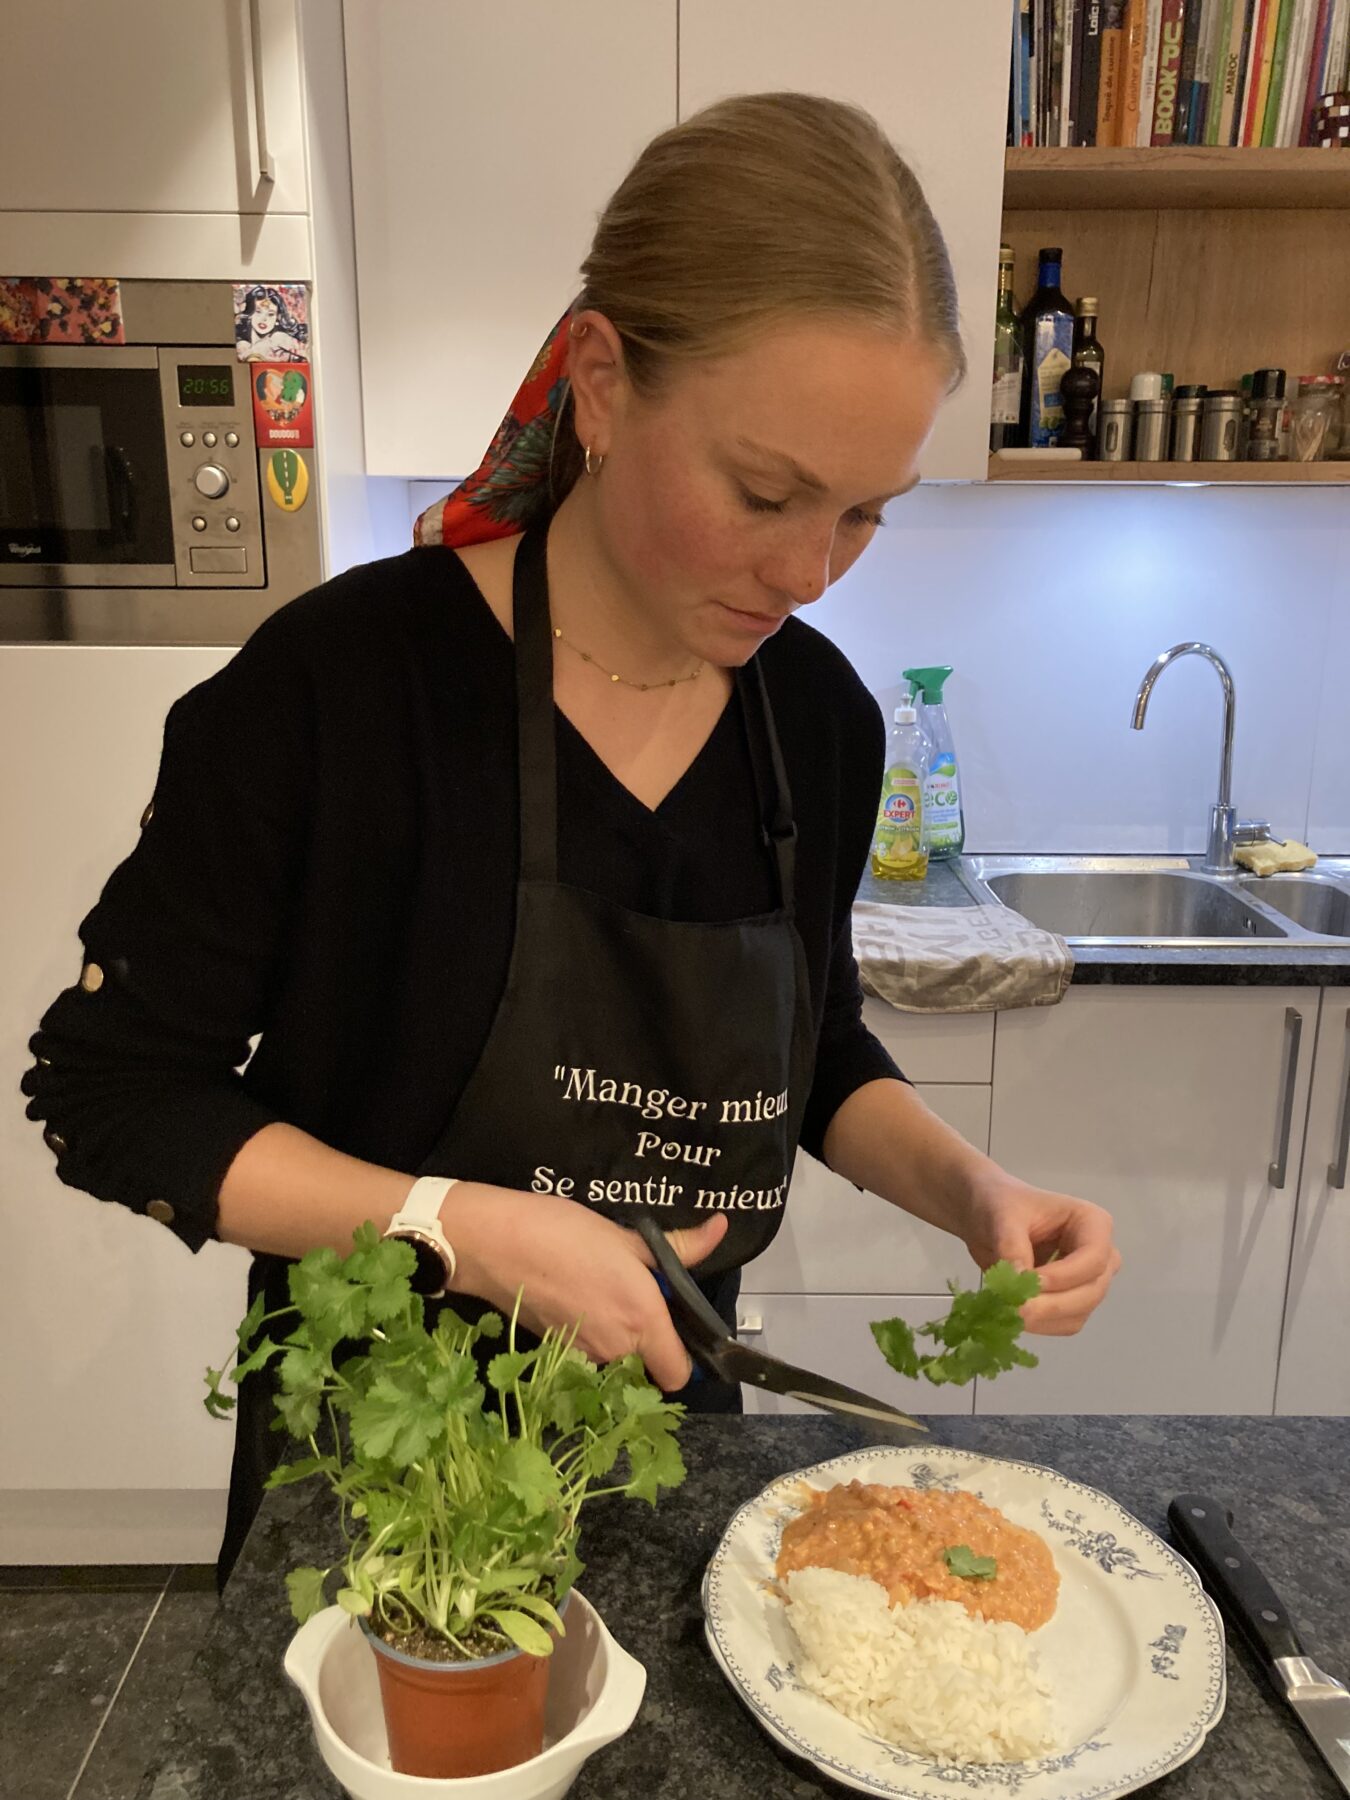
[398,481,1350,856]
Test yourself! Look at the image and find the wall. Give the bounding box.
[398,480,1350,857]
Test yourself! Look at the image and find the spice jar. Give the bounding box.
[1134,397,1172,462]
[1172,394,1205,462]
[1289,376,1343,462]
[1099,398,1133,461]
[1247,367,1286,461]
[1201,392,1243,461]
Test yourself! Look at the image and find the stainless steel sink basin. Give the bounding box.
[980,868,1287,942]
[957,856,1350,948]
[1240,876,1350,939]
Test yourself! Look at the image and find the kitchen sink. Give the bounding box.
[957,856,1350,948]
[979,869,1285,942]
[1240,875,1350,939]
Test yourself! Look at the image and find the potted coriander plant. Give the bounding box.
[205,1224,686,1779]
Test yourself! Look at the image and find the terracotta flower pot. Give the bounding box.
[360,1607,565,1779]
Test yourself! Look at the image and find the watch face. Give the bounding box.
[403,1233,447,1297]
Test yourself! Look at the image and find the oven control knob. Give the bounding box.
[193,463,230,500]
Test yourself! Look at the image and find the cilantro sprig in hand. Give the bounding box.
[870,1260,1041,1388]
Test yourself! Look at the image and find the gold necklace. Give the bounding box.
[551,624,704,692]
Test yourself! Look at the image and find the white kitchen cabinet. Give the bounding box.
[0,0,307,216]
[862,999,994,1085]
[1276,990,1350,1416]
[744,1084,991,1295]
[977,987,1318,1416]
[678,0,1011,481]
[0,648,251,1563]
[344,0,678,478]
[739,1296,974,1419]
[344,0,1009,481]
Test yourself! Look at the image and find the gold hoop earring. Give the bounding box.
[584,445,605,478]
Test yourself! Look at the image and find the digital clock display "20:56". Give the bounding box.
[176,365,234,407]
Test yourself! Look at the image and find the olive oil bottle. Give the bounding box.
[991,244,1024,451]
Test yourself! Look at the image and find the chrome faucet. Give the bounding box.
[1131,643,1270,876]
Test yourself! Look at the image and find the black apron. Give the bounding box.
[217,520,814,1588]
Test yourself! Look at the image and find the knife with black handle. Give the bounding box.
[1169,1493,1350,1797]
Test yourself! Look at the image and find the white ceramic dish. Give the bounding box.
[702,1445,1227,1800]
[285,1589,645,1800]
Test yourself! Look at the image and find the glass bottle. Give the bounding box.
[1019,247,1076,448]
[990,245,1024,452]
[1072,297,1106,449]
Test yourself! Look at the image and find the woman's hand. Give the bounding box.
[958,1168,1121,1336]
[444,1183,728,1390]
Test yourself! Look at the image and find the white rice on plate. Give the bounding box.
[784,1566,1059,1766]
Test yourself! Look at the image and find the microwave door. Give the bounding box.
[0,353,174,584]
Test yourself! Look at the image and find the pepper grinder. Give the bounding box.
[1061,364,1100,458]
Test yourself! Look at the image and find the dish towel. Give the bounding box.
[853,902,1074,1015]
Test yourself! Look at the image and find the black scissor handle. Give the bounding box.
[633,1212,736,1371]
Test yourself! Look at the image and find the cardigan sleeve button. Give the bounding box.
[140,800,154,828]
[44,1129,67,1155]
[79,962,105,993]
[146,1199,176,1225]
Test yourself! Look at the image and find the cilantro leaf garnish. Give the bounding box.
[944,1544,997,1580]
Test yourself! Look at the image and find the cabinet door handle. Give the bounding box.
[1269,1007,1303,1189]
[245,0,277,186]
[1330,1010,1350,1191]
[737,1313,764,1336]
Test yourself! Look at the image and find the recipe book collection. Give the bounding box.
[1010,0,1350,149]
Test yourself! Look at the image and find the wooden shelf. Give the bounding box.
[1004,147,1350,210]
[987,458,1350,483]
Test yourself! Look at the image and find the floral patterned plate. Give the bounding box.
[702,1444,1226,1799]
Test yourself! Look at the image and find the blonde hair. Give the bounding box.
[547,90,965,510]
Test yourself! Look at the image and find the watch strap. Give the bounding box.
[383,1176,459,1293]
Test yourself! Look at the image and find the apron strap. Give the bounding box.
[512,523,559,884]
[511,517,798,908]
[740,657,798,912]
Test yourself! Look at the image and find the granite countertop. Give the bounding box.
[132,1415,1349,1799]
[855,863,1350,988]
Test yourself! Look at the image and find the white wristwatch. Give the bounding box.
[383,1175,459,1298]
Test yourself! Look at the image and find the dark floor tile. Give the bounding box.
[0,1588,158,1800]
[72,1584,221,1800]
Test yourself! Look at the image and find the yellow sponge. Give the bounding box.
[1233,838,1318,876]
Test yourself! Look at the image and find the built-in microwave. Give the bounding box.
[0,281,323,644]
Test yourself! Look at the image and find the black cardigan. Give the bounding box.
[23,548,902,1252]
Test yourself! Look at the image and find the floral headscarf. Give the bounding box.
[413,305,574,550]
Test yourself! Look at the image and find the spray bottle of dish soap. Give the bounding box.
[870,689,930,881]
[903,665,964,860]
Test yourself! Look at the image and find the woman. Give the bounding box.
[24,94,1119,1586]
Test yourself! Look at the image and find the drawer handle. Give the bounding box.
[1330,1010,1350,1192]
[1269,1007,1303,1189]
[737,1313,764,1336]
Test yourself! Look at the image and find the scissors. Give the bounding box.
[635,1212,927,1436]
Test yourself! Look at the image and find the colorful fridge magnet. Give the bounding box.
[232,282,309,362]
[0,277,125,344]
[266,449,310,511]
[251,360,314,448]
